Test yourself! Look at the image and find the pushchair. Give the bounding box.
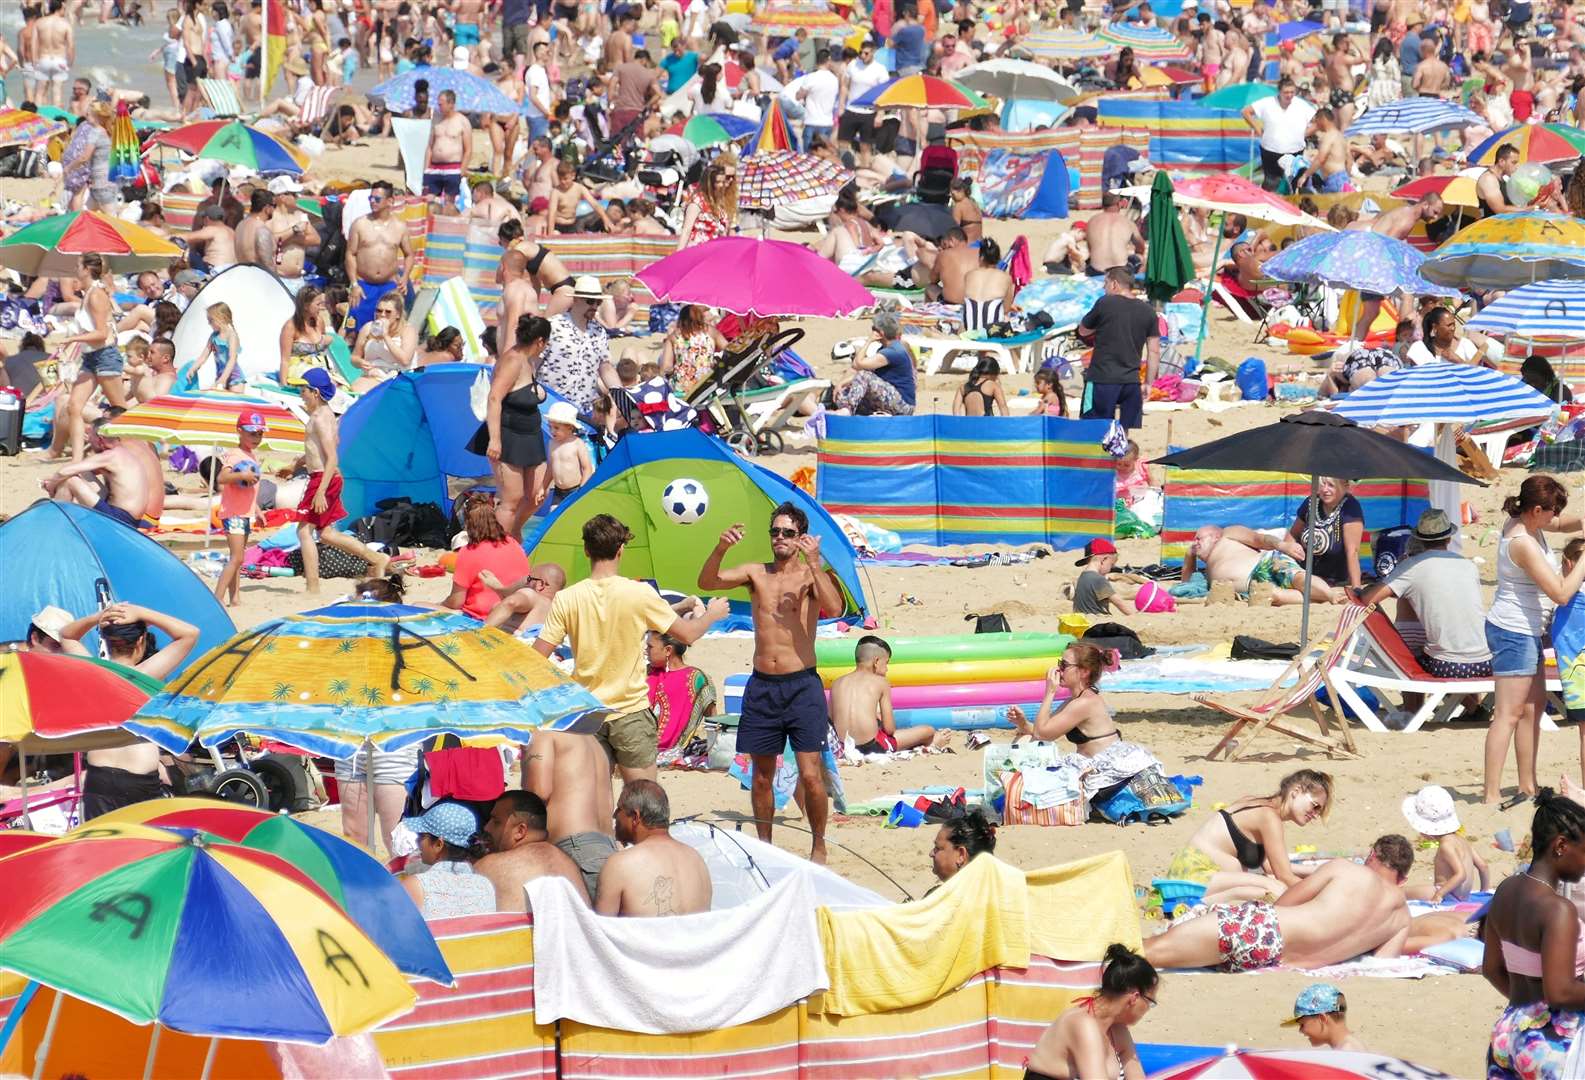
[684,327,805,457]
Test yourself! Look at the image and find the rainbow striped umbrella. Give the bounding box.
[852,74,990,111]
[108,102,140,183]
[102,393,306,454]
[1468,123,1585,166]
[145,119,308,175]
[0,652,151,754]
[0,106,67,149]
[1021,28,1111,58]
[0,821,415,1044]
[0,210,181,277]
[751,96,795,154]
[1099,22,1193,60]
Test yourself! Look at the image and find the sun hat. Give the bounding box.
[1075,538,1117,567]
[1281,983,1344,1026]
[545,401,579,427]
[572,275,604,300]
[407,801,479,848]
[268,175,303,195]
[1412,508,1456,544]
[831,339,856,361]
[29,605,73,644]
[236,411,267,432]
[1402,784,1460,836]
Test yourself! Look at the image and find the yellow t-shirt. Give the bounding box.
[538,576,678,715]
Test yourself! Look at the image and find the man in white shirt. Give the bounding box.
[1242,77,1316,192]
[796,47,840,151]
[838,40,890,160]
[524,40,554,143]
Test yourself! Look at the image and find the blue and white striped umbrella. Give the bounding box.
[1345,97,1483,136]
[1467,280,1585,339]
[1331,362,1556,425]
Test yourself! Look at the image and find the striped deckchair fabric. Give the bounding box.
[296,84,338,129]
[198,77,242,117]
[986,957,1107,1077]
[158,190,207,232]
[427,276,491,360]
[390,195,432,283]
[817,414,1118,549]
[534,232,679,282]
[1159,469,1431,567]
[1097,98,1258,176]
[424,216,504,323]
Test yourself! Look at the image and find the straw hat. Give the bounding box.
[284,53,309,77]
[572,275,604,300]
[1401,784,1460,837]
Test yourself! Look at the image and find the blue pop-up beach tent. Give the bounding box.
[0,501,234,671]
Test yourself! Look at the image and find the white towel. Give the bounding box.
[525,871,828,1034]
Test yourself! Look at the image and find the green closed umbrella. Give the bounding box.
[1144,170,1194,304]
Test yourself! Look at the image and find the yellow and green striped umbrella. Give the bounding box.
[102,392,306,455]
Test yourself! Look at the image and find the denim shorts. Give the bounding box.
[1485,621,1545,677]
[82,344,125,376]
[222,516,251,538]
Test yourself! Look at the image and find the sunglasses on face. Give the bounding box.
[768,527,800,539]
[1057,660,1076,671]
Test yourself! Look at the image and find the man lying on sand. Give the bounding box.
[1144,835,1414,972]
[1181,524,1348,607]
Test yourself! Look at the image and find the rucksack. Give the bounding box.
[350,497,449,551]
[1083,622,1153,660]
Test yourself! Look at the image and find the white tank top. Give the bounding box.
[76,281,113,339]
[1487,525,1555,636]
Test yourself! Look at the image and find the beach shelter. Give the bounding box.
[525,429,868,619]
[173,264,295,385]
[0,501,234,672]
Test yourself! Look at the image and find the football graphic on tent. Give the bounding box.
[662,478,709,524]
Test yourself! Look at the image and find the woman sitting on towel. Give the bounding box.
[646,630,719,757]
[1024,943,1156,1080]
[1166,768,1333,905]
[401,800,496,920]
[1005,645,1168,811]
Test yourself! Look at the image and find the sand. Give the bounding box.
[0,133,1537,1074]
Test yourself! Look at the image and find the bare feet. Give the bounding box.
[930,730,954,750]
[367,552,392,578]
[810,840,828,865]
[1562,775,1585,804]
[1329,587,1349,604]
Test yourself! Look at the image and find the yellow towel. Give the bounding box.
[813,855,1029,1017]
[1025,850,1142,960]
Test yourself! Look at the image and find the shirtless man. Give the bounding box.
[1354,193,1444,335]
[699,502,844,863]
[1084,191,1146,276]
[452,0,486,58]
[548,161,615,233]
[1295,108,1350,194]
[1476,143,1523,217]
[41,409,154,529]
[1504,38,1536,121]
[475,790,591,910]
[1180,524,1346,606]
[829,635,947,754]
[1144,836,1414,972]
[184,206,238,274]
[423,89,474,209]
[1197,12,1225,92]
[481,562,566,632]
[603,5,636,67]
[32,0,74,108]
[932,227,977,306]
[521,729,620,901]
[595,780,712,917]
[1412,38,1452,95]
[345,180,414,330]
[290,367,391,591]
[493,250,542,353]
[235,188,276,268]
[468,178,519,230]
[1321,34,1361,114]
[270,179,320,296]
[523,136,558,206]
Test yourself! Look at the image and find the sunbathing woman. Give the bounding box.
[1167,768,1333,905]
[1024,944,1155,1080]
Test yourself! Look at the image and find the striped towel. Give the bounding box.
[427,276,490,362]
[198,79,242,118]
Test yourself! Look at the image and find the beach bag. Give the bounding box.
[1091,767,1194,824]
[965,612,1012,634]
[1000,769,1085,827]
[351,498,448,551]
[1231,635,1300,660]
[286,543,369,579]
[469,368,489,421]
[1083,622,1152,660]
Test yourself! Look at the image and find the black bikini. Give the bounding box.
[523,244,575,293]
[965,377,998,416]
[1068,726,1120,746]
[1220,807,1267,871]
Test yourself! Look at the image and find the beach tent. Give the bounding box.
[977,148,1070,219]
[0,501,234,672]
[525,429,869,619]
[172,264,295,385]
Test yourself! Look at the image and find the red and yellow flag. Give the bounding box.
[263,0,288,95]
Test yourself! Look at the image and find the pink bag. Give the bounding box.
[1134,581,1176,613]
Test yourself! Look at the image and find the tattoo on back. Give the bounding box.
[646,875,675,915]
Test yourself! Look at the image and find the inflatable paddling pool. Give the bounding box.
[814,632,1071,667]
[817,655,1061,688]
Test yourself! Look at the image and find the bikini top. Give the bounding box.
[524,243,549,276]
[1220,807,1267,872]
[1058,689,1120,746]
[1501,941,1544,979]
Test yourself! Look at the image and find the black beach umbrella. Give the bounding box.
[874,201,958,243]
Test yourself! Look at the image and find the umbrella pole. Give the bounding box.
[1300,474,1318,651]
[206,441,218,551]
[365,739,378,856]
[200,1036,220,1080]
[28,990,63,1080]
[141,1023,160,1080]
[1194,212,1228,368]
[18,748,28,829]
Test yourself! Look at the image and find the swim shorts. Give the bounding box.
[222,515,252,538]
[1211,900,1284,972]
[296,471,347,531]
[81,764,165,820]
[453,22,480,45]
[35,56,70,83]
[594,706,660,771]
[348,278,400,330]
[854,728,898,755]
[424,161,463,199]
[738,668,830,756]
[334,745,420,785]
[94,498,141,529]
[1245,550,1303,592]
[554,830,619,900]
[1489,1002,1585,1080]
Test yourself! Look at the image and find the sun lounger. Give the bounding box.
[906,326,1066,377]
[741,378,829,437]
[198,78,243,118]
[1328,609,1562,733]
[1197,603,1370,761]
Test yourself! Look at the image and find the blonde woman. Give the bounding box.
[61,254,130,461]
[679,152,739,249]
[59,103,119,212]
[349,294,420,392]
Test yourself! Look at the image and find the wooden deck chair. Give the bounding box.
[198,78,242,118]
[295,84,337,130]
[1199,603,1372,761]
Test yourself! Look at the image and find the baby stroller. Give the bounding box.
[684,327,804,457]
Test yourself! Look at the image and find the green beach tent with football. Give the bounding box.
[523,429,869,618]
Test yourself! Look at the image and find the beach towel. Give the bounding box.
[427,276,489,362]
[390,118,431,195]
[525,872,828,1034]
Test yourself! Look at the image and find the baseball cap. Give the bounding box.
[236,411,267,433]
[300,367,337,400]
[1075,538,1117,566]
[1281,983,1344,1026]
[267,175,303,195]
[406,801,480,848]
[29,605,73,644]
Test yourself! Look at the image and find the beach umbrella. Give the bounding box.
[1144,170,1194,304]
[1099,22,1193,60]
[0,210,181,277]
[1167,174,1332,229]
[1265,19,1326,46]
[0,652,152,753]
[874,200,957,242]
[749,0,849,35]
[1392,168,1484,208]
[852,74,990,111]
[144,118,308,175]
[1468,123,1585,166]
[0,831,49,858]
[1201,83,1276,110]
[1345,96,1483,135]
[107,103,140,184]
[680,112,757,149]
[750,96,795,154]
[636,235,875,316]
[1147,1047,1452,1079]
[0,821,416,1054]
[1135,64,1199,87]
[1260,229,1460,298]
[1468,279,1585,338]
[97,798,453,985]
[738,150,852,210]
[956,58,1079,104]
[1420,211,1585,289]
[1330,362,1556,426]
[1020,28,1111,59]
[1154,411,1481,646]
[102,392,307,455]
[371,65,520,113]
[0,106,67,148]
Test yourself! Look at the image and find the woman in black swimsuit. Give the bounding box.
[952,356,1007,417]
[1023,944,1156,1080]
[1168,769,1334,905]
[468,315,553,538]
[498,220,578,317]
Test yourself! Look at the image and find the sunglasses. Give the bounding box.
[1057,660,1077,671]
[1140,992,1158,1009]
[768,527,801,539]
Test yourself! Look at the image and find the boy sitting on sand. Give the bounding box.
[829,636,950,756]
[1282,984,1365,1052]
[1066,539,1133,618]
[543,401,594,511]
[1400,784,1489,902]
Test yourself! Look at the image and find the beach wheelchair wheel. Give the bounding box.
[210,768,270,808]
[249,753,317,813]
[755,430,785,456]
[725,430,759,458]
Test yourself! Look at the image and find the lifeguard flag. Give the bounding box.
[264,0,288,93]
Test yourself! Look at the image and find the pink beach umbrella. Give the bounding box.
[635,236,876,317]
[1148,1047,1452,1079]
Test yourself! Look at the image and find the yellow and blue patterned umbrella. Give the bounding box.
[125,601,607,757]
[1420,212,1585,290]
